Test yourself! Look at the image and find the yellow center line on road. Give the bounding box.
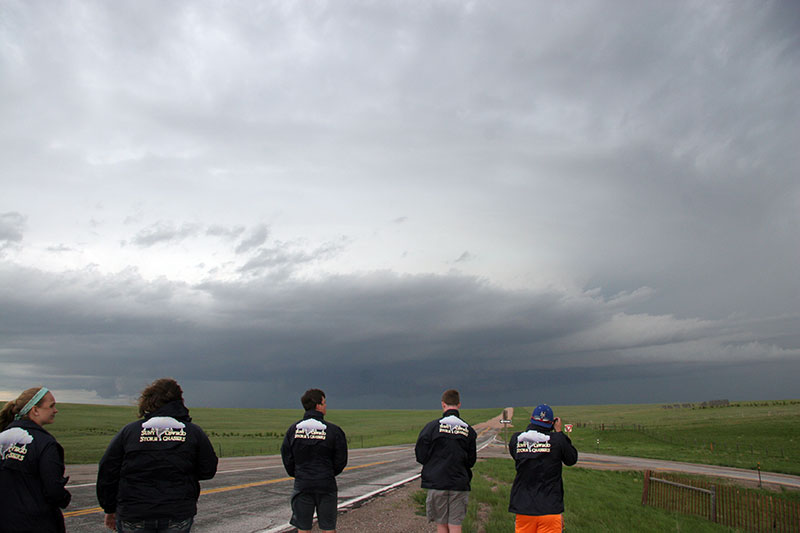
[64,459,395,518]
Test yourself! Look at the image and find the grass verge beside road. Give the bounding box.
[509,400,800,475]
[446,459,772,532]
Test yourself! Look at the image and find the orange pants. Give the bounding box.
[515,514,563,533]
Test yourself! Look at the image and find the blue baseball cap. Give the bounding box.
[530,404,554,428]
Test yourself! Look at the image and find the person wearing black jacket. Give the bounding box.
[415,389,477,533]
[0,386,71,533]
[508,404,578,533]
[96,378,218,533]
[281,388,347,533]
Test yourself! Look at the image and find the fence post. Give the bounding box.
[642,470,651,506]
[710,485,716,523]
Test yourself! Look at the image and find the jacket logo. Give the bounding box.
[439,415,469,437]
[516,430,551,453]
[295,419,327,440]
[0,428,33,462]
[140,416,187,442]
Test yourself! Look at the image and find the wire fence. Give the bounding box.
[641,470,800,532]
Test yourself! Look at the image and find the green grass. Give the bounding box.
[47,399,800,472]
[508,400,800,475]
[456,459,777,533]
[48,403,501,464]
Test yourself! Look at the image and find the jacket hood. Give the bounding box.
[7,418,51,435]
[145,400,191,422]
[302,409,325,421]
[526,422,552,433]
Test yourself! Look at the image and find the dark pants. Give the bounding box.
[290,490,338,531]
[115,517,193,533]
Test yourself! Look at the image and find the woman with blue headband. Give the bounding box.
[0,386,72,532]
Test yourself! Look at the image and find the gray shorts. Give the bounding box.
[426,489,469,525]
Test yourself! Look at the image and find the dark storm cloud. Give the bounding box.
[2,1,799,407]
[1,263,797,407]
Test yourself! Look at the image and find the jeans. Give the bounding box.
[116,517,193,533]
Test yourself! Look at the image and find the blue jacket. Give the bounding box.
[281,410,348,493]
[0,420,71,533]
[96,401,218,520]
[415,409,477,491]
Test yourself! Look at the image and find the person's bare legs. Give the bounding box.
[448,525,462,533]
[437,525,450,533]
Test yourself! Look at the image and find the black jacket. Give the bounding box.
[0,420,71,533]
[281,410,348,493]
[508,423,578,516]
[96,401,218,520]
[415,409,477,491]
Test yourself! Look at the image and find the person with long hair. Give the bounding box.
[96,378,218,533]
[0,386,72,532]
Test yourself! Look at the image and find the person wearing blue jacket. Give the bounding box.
[0,386,71,533]
[415,389,477,533]
[96,378,218,533]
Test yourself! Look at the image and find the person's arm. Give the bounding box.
[96,429,125,513]
[38,442,71,509]
[414,422,432,465]
[508,433,518,460]
[333,427,348,476]
[559,433,578,466]
[466,427,477,468]
[280,428,295,477]
[194,428,219,481]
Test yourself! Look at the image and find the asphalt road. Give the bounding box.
[577,452,800,490]
[479,439,800,490]
[62,422,800,532]
[63,430,497,533]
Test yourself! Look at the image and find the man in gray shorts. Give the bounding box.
[415,389,477,533]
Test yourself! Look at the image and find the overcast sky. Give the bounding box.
[2,1,799,409]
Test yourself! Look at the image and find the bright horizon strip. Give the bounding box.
[63,460,393,518]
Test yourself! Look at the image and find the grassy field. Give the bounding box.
[508,400,800,475]
[48,403,502,464]
[435,458,800,533]
[46,399,800,473]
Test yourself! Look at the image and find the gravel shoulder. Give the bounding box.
[329,408,515,532]
[335,482,430,532]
